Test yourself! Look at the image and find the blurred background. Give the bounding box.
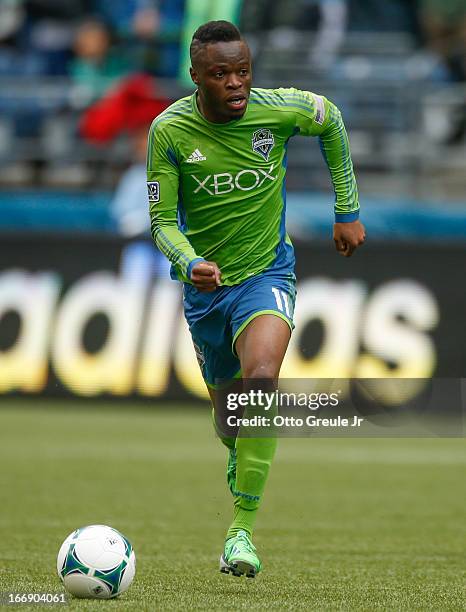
[1,3,465,607]
[0,0,465,401]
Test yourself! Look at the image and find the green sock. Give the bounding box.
[228,506,257,539]
[226,435,277,540]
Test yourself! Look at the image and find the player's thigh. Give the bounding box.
[235,314,291,380]
[231,274,296,380]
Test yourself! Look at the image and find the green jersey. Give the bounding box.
[147,87,359,285]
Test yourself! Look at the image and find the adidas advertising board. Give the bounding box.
[0,235,464,401]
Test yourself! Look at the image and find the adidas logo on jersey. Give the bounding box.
[186,149,206,163]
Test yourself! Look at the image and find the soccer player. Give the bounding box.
[147,20,365,578]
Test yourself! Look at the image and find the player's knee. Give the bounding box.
[242,361,279,380]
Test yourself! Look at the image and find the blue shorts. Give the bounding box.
[183,268,296,387]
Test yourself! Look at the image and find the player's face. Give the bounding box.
[190,40,252,123]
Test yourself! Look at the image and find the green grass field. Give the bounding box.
[0,400,465,611]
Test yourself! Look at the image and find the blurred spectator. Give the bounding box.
[92,0,185,78]
[0,0,25,42]
[0,0,30,76]
[302,0,348,72]
[91,0,160,82]
[132,3,160,41]
[419,0,466,82]
[93,0,160,40]
[155,0,185,77]
[239,0,347,73]
[80,73,170,235]
[347,0,419,34]
[419,0,466,143]
[25,0,93,75]
[70,19,131,101]
[110,125,151,236]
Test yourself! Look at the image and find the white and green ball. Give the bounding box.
[57,525,136,599]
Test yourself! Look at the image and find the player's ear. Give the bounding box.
[190,66,200,86]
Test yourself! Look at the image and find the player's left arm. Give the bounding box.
[288,89,366,257]
[317,98,365,256]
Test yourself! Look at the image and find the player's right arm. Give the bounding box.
[147,120,221,289]
[147,120,203,283]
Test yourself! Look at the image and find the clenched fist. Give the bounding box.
[333,220,366,257]
[190,260,222,292]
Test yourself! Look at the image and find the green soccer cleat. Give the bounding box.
[226,448,237,496]
[219,530,262,578]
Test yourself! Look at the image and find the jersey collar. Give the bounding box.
[191,91,249,127]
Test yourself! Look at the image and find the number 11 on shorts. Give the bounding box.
[271,287,291,317]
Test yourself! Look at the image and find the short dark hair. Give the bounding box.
[190,20,242,65]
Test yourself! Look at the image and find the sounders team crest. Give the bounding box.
[252,128,275,161]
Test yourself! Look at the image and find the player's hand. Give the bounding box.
[190,260,222,292]
[333,220,366,257]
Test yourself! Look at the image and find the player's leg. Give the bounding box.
[227,315,290,536]
[220,314,291,577]
[184,276,294,577]
[183,283,245,499]
[208,312,290,502]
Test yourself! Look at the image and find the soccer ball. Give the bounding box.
[57,525,136,599]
